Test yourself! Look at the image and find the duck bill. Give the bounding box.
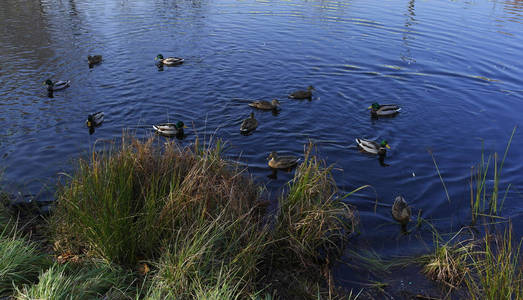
[183,125,188,128]
[367,106,372,109]
[386,144,391,149]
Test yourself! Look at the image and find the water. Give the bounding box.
[1,0,522,288]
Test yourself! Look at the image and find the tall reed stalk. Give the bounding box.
[470,126,516,224]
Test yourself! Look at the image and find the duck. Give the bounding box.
[355,138,390,156]
[155,54,184,66]
[248,99,280,111]
[44,79,70,91]
[87,55,102,66]
[267,152,300,169]
[86,112,104,128]
[240,112,258,134]
[153,121,187,137]
[391,196,411,225]
[289,86,314,99]
[368,102,401,117]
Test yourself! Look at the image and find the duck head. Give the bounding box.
[176,121,187,129]
[368,102,380,111]
[267,151,278,160]
[378,140,390,156]
[155,54,164,61]
[307,85,315,91]
[44,79,54,86]
[175,121,187,139]
[250,112,255,119]
[271,99,280,107]
[86,114,94,127]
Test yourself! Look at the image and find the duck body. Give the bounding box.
[155,54,184,66]
[240,112,258,134]
[369,103,401,117]
[44,79,70,91]
[267,152,300,169]
[153,121,186,137]
[289,85,314,99]
[391,196,411,225]
[355,138,390,155]
[87,55,102,65]
[248,99,280,111]
[86,111,104,128]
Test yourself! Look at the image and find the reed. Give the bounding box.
[470,127,516,224]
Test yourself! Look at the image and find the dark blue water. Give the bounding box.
[1,0,522,287]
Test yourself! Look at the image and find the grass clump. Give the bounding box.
[50,136,358,299]
[0,232,50,297]
[51,136,261,266]
[14,262,129,300]
[418,225,522,298]
[0,202,50,297]
[149,214,267,298]
[273,145,355,264]
[420,232,474,289]
[262,145,357,298]
[465,226,523,300]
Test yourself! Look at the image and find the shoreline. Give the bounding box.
[1,134,521,299]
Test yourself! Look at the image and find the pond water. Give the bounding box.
[1,0,522,291]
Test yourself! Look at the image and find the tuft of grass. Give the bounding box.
[150,214,267,298]
[14,262,130,300]
[419,228,476,290]
[50,136,362,299]
[418,224,522,298]
[465,225,523,300]
[51,136,262,266]
[262,143,358,299]
[272,144,356,265]
[0,222,50,297]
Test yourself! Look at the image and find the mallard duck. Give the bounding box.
[240,112,258,134]
[153,121,187,137]
[86,112,104,128]
[44,79,70,91]
[155,54,184,66]
[87,55,102,66]
[267,152,300,169]
[368,102,401,117]
[248,99,280,111]
[391,196,411,225]
[289,86,314,99]
[355,138,390,156]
